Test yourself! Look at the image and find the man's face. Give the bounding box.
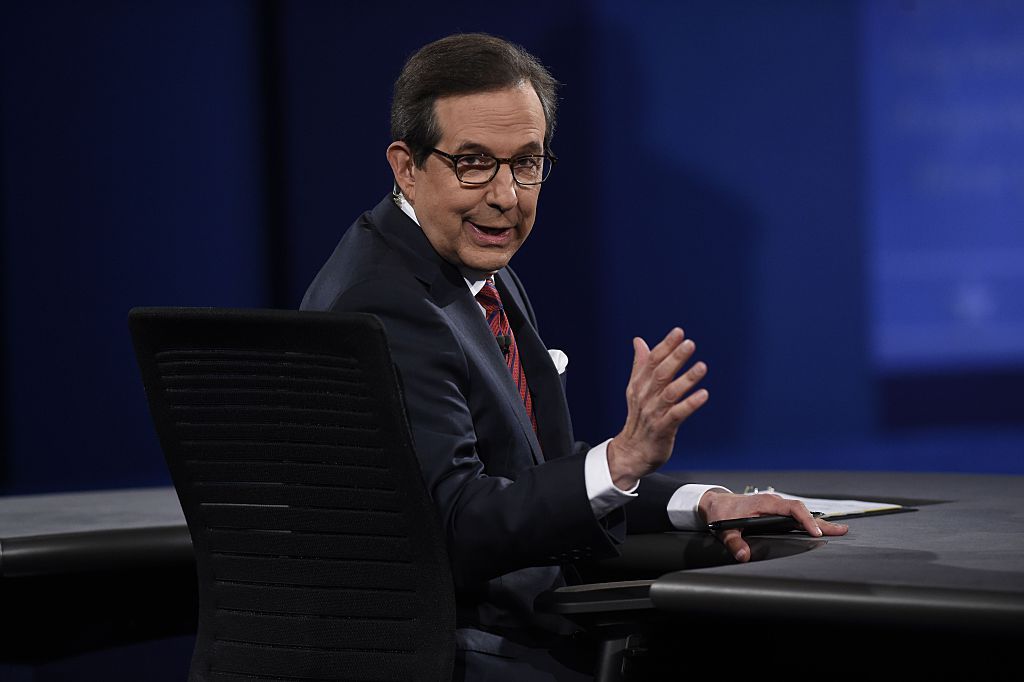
[400,85,546,276]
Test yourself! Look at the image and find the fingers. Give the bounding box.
[761,498,848,537]
[719,529,752,563]
[818,519,849,536]
[633,329,704,397]
[648,329,691,387]
[622,329,710,436]
[664,386,710,426]
[719,518,845,563]
[662,360,708,413]
[787,501,826,537]
[666,360,707,399]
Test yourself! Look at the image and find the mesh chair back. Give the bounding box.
[129,308,455,682]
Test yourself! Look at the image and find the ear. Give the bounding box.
[386,141,417,204]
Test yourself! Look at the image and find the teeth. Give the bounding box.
[474,223,507,235]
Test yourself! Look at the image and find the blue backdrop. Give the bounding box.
[2,0,1022,500]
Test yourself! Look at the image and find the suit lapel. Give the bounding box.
[495,271,575,460]
[444,292,545,465]
[373,199,546,466]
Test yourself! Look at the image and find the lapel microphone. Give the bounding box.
[495,334,512,355]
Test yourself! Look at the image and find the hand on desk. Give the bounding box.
[699,491,849,562]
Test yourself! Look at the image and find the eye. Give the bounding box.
[513,156,542,171]
[456,155,495,171]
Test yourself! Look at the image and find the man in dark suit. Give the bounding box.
[302,33,846,681]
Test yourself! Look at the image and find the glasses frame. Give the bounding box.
[430,148,558,186]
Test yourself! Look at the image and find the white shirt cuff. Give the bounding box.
[585,439,638,519]
[667,484,732,530]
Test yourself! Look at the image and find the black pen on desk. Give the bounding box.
[708,511,826,534]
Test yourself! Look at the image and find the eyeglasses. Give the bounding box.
[430,148,557,185]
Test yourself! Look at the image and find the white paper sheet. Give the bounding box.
[746,490,904,518]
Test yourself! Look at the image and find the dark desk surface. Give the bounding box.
[661,470,1023,629]
[548,470,1024,669]
[3,472,1022,665]
[0,486,184,538]
[7,470,1020,582]
[0,487,194,663]
[660,469,1024,587]
[0,486,190,577]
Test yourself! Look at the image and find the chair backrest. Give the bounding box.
[129,307,455,682]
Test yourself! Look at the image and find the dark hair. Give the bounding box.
[391,33,559,167]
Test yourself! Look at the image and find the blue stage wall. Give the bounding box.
[2,0,1022,497]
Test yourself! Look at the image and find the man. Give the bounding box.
[302,33,846,681]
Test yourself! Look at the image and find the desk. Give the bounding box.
[0,487,195,663]
[4,473,1022,672]
[544,471,1024,677]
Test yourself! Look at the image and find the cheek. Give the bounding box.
[519,192,540,223]
[429,186,478,219]
[417,198,461,238]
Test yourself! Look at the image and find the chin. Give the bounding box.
[462,250,516,275]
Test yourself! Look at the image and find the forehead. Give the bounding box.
[433,85,546,153]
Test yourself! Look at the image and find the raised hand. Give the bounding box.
[607,328,708,490]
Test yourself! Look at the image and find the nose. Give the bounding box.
[485,163,518,213]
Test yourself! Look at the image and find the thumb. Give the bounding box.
[628,337,651,383]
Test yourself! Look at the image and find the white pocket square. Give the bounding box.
[547,349,569,375]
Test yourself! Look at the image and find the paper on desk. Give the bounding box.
[747,491,903,518]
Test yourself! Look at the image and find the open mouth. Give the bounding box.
[467,221,516,247]
[470,221,511,236]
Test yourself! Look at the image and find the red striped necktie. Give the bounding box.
[476,278,537,433]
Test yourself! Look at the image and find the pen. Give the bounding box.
[708,511,825,534]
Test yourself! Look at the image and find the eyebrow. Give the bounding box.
[451,140,544,156]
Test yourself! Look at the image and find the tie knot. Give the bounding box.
[476,278,503,314]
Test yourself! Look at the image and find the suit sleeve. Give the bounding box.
[628,472,685,534]
[328,277,624,588]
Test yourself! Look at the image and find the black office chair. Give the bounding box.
[129,307,455,682]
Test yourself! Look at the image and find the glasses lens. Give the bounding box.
[512,156,550,184]
[455,155,497,183]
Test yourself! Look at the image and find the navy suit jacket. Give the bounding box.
[301,196,681,672]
